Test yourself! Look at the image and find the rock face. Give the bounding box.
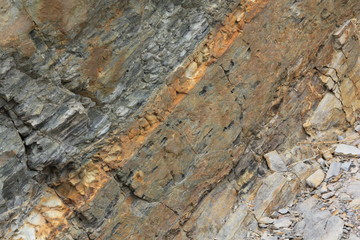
[0,0,359,239]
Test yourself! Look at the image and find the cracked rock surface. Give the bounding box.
[255,128,360,240]
[0,0,359,239]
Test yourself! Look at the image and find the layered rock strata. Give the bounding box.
[0,0,359,239]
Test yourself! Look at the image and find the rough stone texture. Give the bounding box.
[335,144,360,157]
[264,151,288,172]
[306,169,325,188]
[0,0,359,239]
[326,162,342,179]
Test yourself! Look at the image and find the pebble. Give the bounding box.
[278,208,289,215]
[323,151,333,160]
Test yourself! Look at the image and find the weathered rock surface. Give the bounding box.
[306,169,325,188]
[264,151,288,172]
[256,135,360,240]
[0,0,359,239]
[335,144,360,157]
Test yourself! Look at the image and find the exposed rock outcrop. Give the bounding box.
[0,0,359,239]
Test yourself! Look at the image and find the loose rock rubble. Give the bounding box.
[254,129,360,240]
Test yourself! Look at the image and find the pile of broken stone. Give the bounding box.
[257,126,360,240]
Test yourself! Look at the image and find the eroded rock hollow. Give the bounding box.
[0,0,359,239]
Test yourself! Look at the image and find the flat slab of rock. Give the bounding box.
[306,169,325,188]
[341,161,352,171]
[334,144,360,157]
[326,162,342,179]
[278,208,289,214]
[264,151,288,172]
[322,216,344,240]
[322,191,335,199]
[273,217,292,229]
[259,217,275,224]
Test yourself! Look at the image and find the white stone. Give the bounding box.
[43,210,63,219]
[273,217,292,229]
[306,169,325,188]
[13,224,36,240]
[259,217,275,224]
[334,144,360,157]
[115,106,130,117]
[41,197,63,208]
[278,208,289,214]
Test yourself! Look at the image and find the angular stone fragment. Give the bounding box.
[341,162,352,171]
[273,217,292,229]
[278,208,289,214]
[334,144,360,157]
[303,93,346,137]
[321,191,335,199]
[306,169,325,188]
[253,173,288,218]
[264,151,288,172]
[326,162,342,179]
[355,125,360,132]
[259,217,275,224]
[323,151,333,160]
